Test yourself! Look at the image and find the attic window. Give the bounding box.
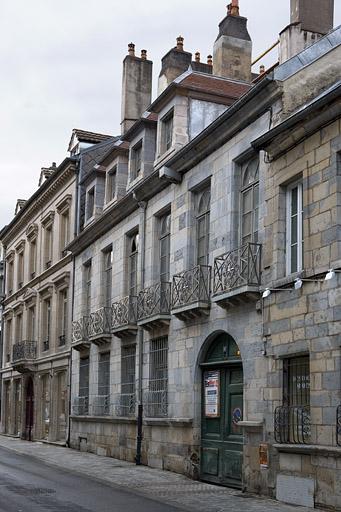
[161,110,174,154]
[86,187,95,220]
[131,141,142,180]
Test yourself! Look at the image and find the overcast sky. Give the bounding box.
[1,0,340,228]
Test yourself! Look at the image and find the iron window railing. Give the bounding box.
[88,307,112,338]
[111,296,137,330]
[144,390,168,418]
[12,341,37,362]
[171,265,211,309]
[213,242,262,295]
[115,393,136,417]
[91,395,110,416]
[72,396,89,416]
[274,405,311,444]
[72,317,89,343]
[137,282,171,321]
[337,405,341,447]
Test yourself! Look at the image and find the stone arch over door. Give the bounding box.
[199,331,243,488]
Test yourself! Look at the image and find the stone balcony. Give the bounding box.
[137,282,172,330]
[12,340,37,373]
[111,295,138,337]
[88,307,112,346]
[212,243,262,308]
[72,316,91,351]
[171,265,211,320]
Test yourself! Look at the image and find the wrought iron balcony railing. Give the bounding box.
[72,316,89,343]
[88,307,112,338]
[143,390,168,418]
[337,405,341,447]
[12,341,37,362]
[171,265,211,310]
[213,243,262,295]
[274,405,311,444]
[115,393,136,417]
[91,395,110,416]
[111,296,137,330]
[137,282,171,322]
[72,396,89,416]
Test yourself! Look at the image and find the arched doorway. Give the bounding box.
[25,377,34,441]
[200,332,243,488]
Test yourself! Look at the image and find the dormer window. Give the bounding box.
[106,166,117,203]
[161,110,174,154]
[86,187,95,220]
[131,141,142,181]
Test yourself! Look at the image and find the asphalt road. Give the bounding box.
[0,446,184,512]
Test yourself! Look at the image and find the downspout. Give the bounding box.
[67,161,80,447]
[136,200,147,465]
[0,247,6,424]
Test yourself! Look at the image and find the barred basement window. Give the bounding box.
[146,337,168,417]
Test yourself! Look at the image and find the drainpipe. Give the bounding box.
[0,247,6,424]
[67,161,80,448]
[135,200,147,465]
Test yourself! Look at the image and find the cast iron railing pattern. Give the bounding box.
[171,265,211,309]
[143,390,168,418]
[12,341,37,362]
[91,395,110,416]
[213,243,262,295]
[115,393,136,417]
[274,405,311,444]
[72,317,89,343]
[137,282,171,321]
[72,396,89,416]
[111,296,137,330]
[89,307,112,338]
[337,405,341,447]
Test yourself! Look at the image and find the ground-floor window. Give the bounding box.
[145,337,168,418]
[57,372,67,440]
[119,345,136,417]
[41,374,50,440]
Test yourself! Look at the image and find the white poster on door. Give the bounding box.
[204,370,220,418]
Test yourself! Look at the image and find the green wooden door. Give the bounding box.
[200,334,243,487]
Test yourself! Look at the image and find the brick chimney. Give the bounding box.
[158,37,192,95]
[279,0,334,63]
[213,1,252,82]
[121,43,153,134]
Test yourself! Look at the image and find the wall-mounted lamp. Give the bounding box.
[294,277,325,290]
[325,269,341,281]
[262,288,289,299]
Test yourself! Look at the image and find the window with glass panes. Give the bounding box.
[241,157,259,245]
[107,166,117,202]
[103,249,113,307]
[131,142,142,180]
[84,261,92,316]
[161,111,173,153]
[121,345,136,396]
[29,239,37,279]
[86,187,95,220]
[79,356,89,398]
[128,234,139,296]
[44,225,53,269]
[283,356,310,407]
[286,181,303,274]
[43,299,51,350]
[60,210,70,255]
[98,352,110,397]
[28,306,35,340]
[15,313,23,342]
[17,250,24,288]
[196,188,211,266]
[59,290,68,345]
[149,337,168,394]
[160,213,171,282]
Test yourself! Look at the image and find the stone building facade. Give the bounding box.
[0,159,77,443]
[67,2,341,510]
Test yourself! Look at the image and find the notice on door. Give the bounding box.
[204,370,220,417]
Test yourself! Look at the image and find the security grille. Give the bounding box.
[117,345,136,417]
[337,405,341,447]
[284,356,310,407]
[144,337,168,417]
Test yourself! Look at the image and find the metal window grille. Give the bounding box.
[284,356,310,407]
[117,345,136,417]
[79,356,90,402]
[337,405,341,447]
[98,352,110,397]
[145,337,168,417]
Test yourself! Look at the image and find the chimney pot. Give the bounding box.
[128,43,135,57]
[195,52,201,63]
[227,0,239,16]
[176,36,184,51]
[207,55,213,66]
[259,64,265,74]
[141,49,147,60]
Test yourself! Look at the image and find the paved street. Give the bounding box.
[0,436,318,512]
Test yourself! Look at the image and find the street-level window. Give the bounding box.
[286,181,303,275]
[147,336,168,417]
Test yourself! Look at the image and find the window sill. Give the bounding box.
[274,443,341,457]
[143,418,193,428]
[70,415,137,425]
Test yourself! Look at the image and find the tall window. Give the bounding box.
[28,306,36,340]
[42,299,51,351]
[29,239,37,279]
[7,258,14,295]
[283,356,310,407]
[160,213,171,282]
[103,249,113,308]
[120,345,136,416]
[15,313,23,342]
[84,261,92,316]
[196,188,211,266]
[148,337,168,417]
[86,187,95,220]
[128,234,139,296]
[98,352,110,397]
[286,181,303,275]
[161,110,174,154]
[106,166,117,203]
[241,157,259,245]
[131,141,142,180]
[17,250,24,289]
[79,356,90,401]
[6,319,12,363]
[41,374,50,439]
[58,290,68,346]
[60,210,70,257]
[44,224,53,269]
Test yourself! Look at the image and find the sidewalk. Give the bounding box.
[0,436,316,512]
